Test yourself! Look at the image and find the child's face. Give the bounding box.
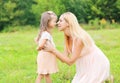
[48,16,57,28]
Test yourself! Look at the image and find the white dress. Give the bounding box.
[71,43,110,83]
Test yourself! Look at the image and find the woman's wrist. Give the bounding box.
[51,48,57,53]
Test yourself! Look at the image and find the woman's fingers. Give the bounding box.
[44,43,54,52]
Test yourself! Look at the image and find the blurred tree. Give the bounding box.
[0,0,120,31]
[31,0,65,25]
[61,0,120,23]
[0,0,36,30]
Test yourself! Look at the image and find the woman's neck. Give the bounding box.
[64,27,72,37]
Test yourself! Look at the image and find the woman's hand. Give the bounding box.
[44,42,56,52]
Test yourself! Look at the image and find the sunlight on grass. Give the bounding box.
[0,28,120,83]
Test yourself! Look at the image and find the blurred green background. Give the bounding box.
[0,0,120,83]
[0,0,120,31]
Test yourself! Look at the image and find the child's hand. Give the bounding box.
[36,47,40,51]
[36,47,39,51]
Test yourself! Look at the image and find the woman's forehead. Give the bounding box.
[59,15,64,20]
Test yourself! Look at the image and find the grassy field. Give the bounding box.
[0,28,120,83]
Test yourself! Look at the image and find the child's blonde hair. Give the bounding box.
[62,12,94,51]
[37,11,57,40]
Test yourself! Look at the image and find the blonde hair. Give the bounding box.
[62,12,94,49]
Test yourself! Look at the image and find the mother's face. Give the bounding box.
[57,15,69,31]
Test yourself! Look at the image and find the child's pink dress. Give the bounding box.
[37,31,58,74]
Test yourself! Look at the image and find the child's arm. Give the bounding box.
[36,39,47,51]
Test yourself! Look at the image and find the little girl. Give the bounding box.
[35,11,58,83]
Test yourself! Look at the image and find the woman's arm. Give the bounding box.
[63,45,69,56]
[52,39,83,65]
[37,39,47,51]
[59,46,69,62]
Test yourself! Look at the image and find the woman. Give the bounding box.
[45,12,113,83]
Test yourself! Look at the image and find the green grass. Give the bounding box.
[0,28,120,83]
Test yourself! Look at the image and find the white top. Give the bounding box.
[39,31,55,47]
